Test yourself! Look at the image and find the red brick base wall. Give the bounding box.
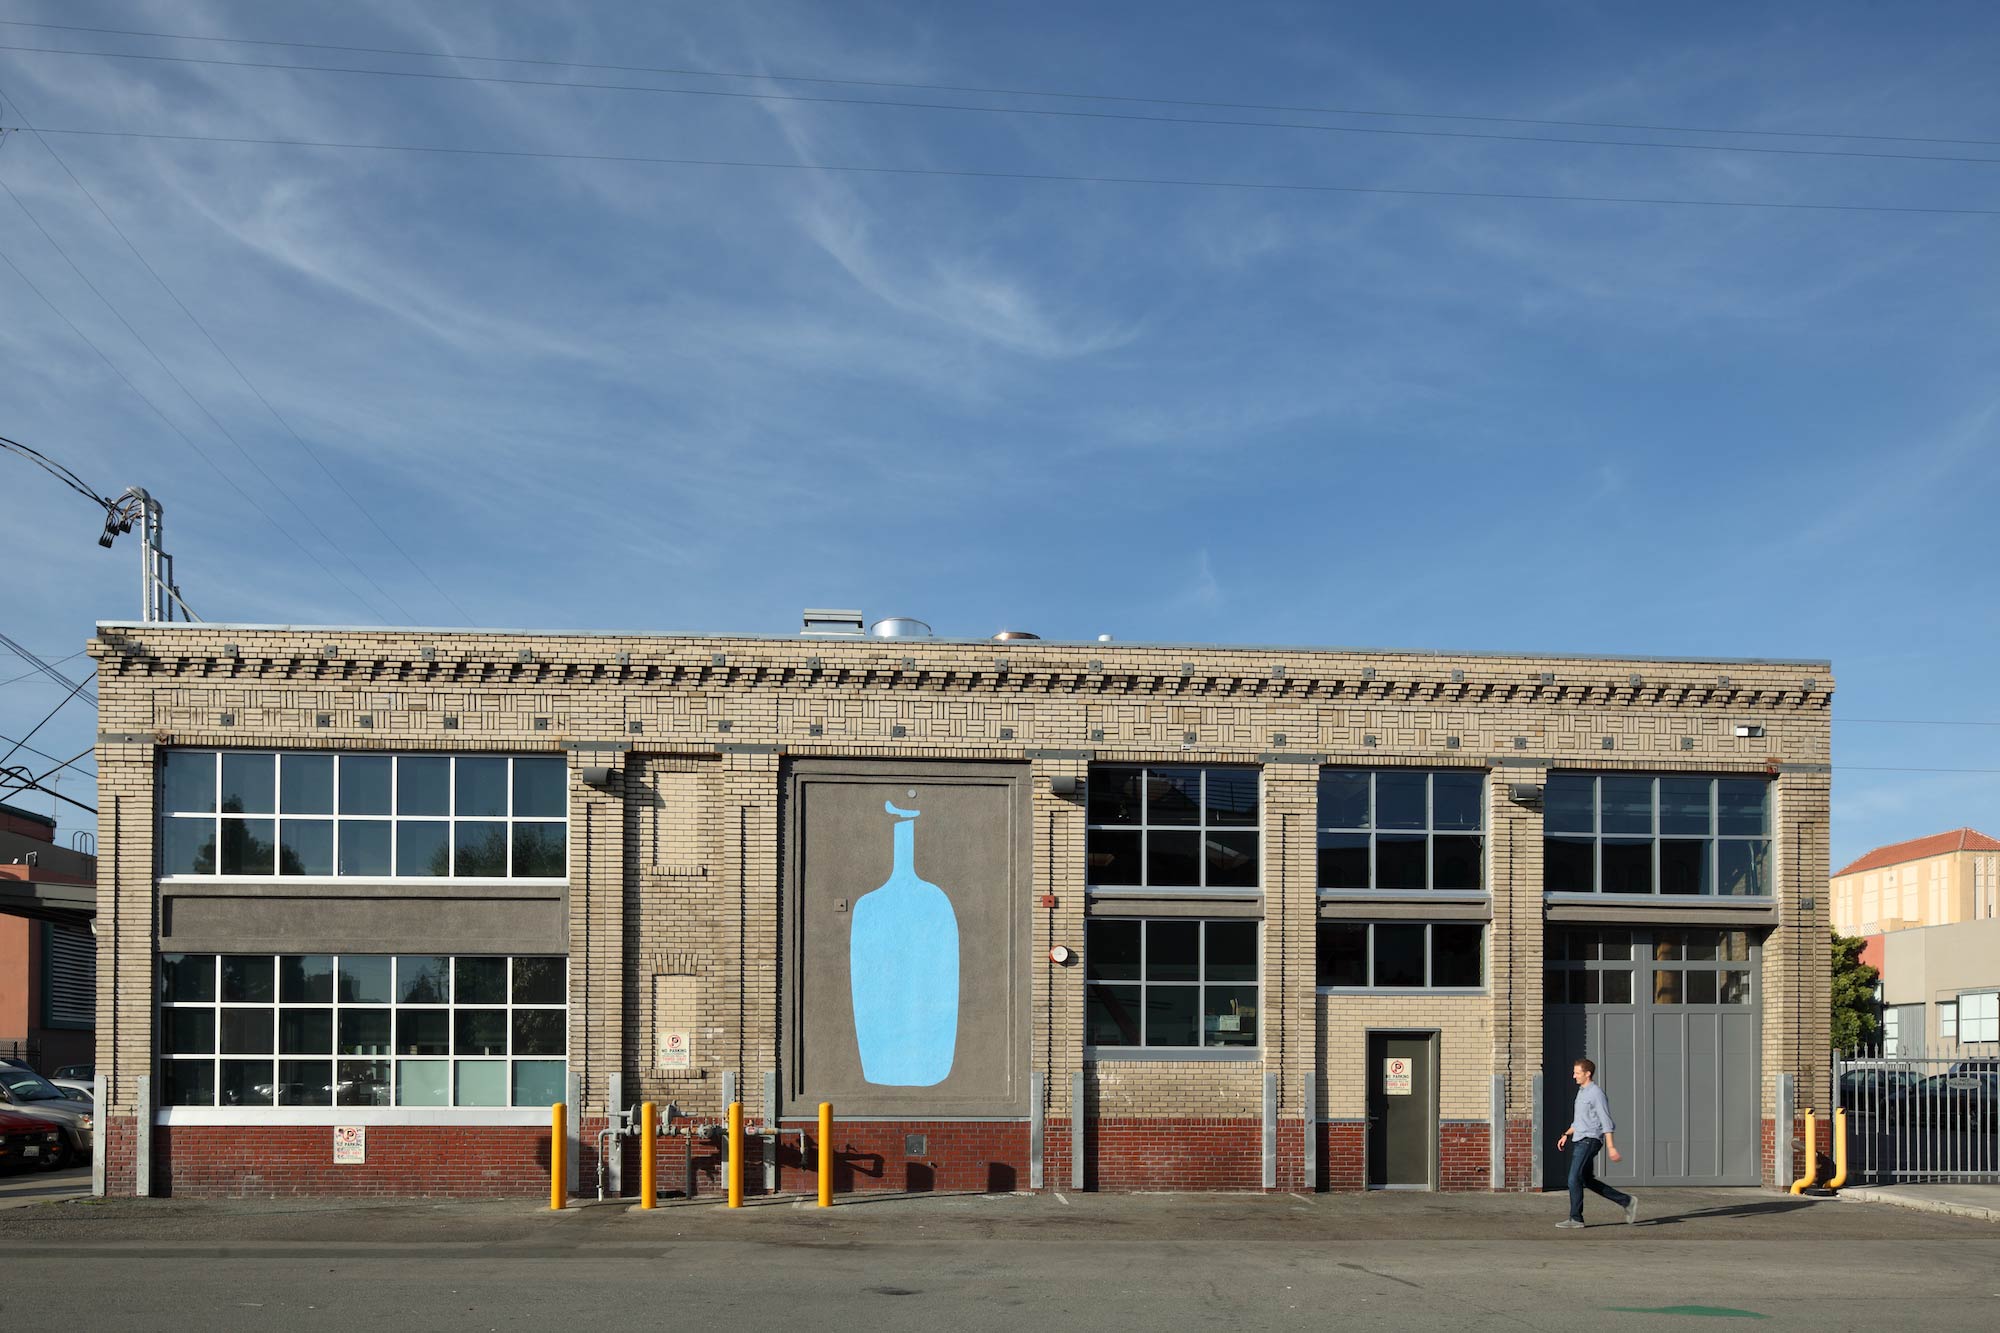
[1761,1115,1835,1189]
[1503,1118,1535,1191]
[128,1114,1536,1198]
[1439,1120,1490,1191]
[1319,1119,1520,1192]
[152,1125,555,1198]
[1087,1116,1262,1191]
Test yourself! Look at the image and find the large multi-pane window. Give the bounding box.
[158,953,566,1108]
[1543,928,1754,1006]
[1086,766,1259,890]
[1315,922,1484,990]
[1543,774,1769,896]
[160,751,567,878]
[1317,769,1484,891]
[1085,919,1259,1049]
[1958,992,2000,1044]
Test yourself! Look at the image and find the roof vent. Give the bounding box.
[801,608,865,636]
[993,629,1041,641]
[870,617,933,639]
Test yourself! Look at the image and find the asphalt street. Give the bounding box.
[1,1187,1994,1330]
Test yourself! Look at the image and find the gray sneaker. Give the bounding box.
[1555,1218,1585,1229]
[1624,1197,1639,1225]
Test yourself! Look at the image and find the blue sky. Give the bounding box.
[0,0,1995,869]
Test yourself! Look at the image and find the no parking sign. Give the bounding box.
[1384,1057,1413,1096]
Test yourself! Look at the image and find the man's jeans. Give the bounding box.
[1567,1137,1632,1220]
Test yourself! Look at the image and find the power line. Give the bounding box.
[0,650,87,690]
[0,733,95,779]
[21,125,2000,219]
[0,669,91,770]
[1835,766,2000,775]
[1834,717,2000,728]
[0,133,395,622]
[0,632,94,705]
[0,234,386,622]
[5,16,1997,151]
[6,40,2000,171]
[0,434,111,508]
[0,88,413,623]
[1,96,474,626]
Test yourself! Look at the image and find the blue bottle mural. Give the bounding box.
[849,799,959,1086]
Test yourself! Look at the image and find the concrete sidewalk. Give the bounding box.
[1839,1183,2000,1222]
[0,1187,1995,1331]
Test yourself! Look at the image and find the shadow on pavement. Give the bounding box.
[1638,1198,1818,1226]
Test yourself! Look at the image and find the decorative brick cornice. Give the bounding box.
[90,629,1832,713]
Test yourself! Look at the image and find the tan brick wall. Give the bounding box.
[88,625,1832,1155]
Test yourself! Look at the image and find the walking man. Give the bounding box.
[1555,1057,1638,1228]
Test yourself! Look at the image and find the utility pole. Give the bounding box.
[100,486,195,622]
[1,436,198,622]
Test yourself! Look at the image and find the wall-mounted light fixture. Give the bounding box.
[1508,782,1544,808]
[1734,724,1765,739]
[1048,775,1083,797]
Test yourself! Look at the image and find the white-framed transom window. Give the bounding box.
[159,750,567,879]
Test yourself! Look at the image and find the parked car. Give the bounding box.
[51,1080,94,1102]
[0,1064,92,1168]
[51,1064,93,1083]
[0,1108,69,1173]
[1838,1067,1922,1112]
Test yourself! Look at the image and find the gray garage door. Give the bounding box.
[1543,926,1762,1188]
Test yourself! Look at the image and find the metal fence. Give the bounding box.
[1835,1045,2000,1184]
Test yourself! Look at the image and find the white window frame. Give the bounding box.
[1960,991,1999,1044]
[157,953,567,1120]
[158,751,569,882]
[1941,1001,1958,1042]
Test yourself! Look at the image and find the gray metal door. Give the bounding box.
[1367,1032,1437,1189]
[1543,927,1761,1188]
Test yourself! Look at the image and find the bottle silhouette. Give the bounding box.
[849,799,959,1086]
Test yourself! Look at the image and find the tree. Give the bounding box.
[1831,932,1881,1054]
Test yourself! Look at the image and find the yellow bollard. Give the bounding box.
[818,1101,833,1208]
[550,1102,566,1210]
[1832,1104,1856,1184]
[1789,1108,1819,1194]
[727,1101,744,1208]
[640,1102,658,1209]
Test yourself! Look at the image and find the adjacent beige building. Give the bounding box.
[1830,828,2000,937]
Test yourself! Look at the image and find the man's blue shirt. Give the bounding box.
[1572,1082,1616,1140]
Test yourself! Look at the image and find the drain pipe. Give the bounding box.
[597,1104,638,1200]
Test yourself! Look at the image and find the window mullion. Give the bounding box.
[389,756,400,880]
[1424,773,1435,891]
[1650,776,1661,897]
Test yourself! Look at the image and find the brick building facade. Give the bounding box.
[88,620,1833,1198]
